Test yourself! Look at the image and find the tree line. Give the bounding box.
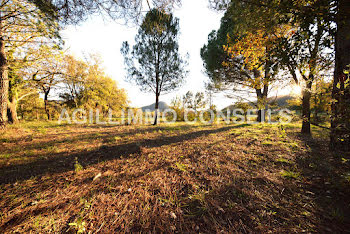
[121,0,349,151]
[0,0,129,124]
[201,0,349,151]
[0,0,180,127]
[0,0,348,151]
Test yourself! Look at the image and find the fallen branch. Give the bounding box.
[311,122,331,130]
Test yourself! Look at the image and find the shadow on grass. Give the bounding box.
[296,134,350,232]
[1,125,349,232]
[230,123,252,129]
[0,126,235,185]
[0,124,208,154]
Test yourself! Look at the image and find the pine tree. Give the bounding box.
[121,9,188,125]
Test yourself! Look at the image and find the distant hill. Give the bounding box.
[268,95,295,107]
[141,101,169,112]
[222,95,295,112]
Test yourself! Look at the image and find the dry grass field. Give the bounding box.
[0,122,349,233]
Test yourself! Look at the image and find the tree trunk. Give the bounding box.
[0,30,8,128]
[301,81,312,135]
[256,85,268,123]
[330,0,350,151]
[153,94,159,125]
[44,91,50,120]
[7,97,18,124]
[256,89,263,123]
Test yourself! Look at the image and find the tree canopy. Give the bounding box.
[60,54,128,113]
[203,0,336,131]
[31,0,182,24]
[121,8,188,125]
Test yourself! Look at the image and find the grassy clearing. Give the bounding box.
[0,122,349,233]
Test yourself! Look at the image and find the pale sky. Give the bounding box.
[61,0,293,109]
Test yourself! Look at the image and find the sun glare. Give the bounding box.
[291,85,302,96]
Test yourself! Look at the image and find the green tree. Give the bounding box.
[121,9,188,125]
[183,91,206,112]
[17,92,45,121]
[82,55,129,114]
[312,77,332,123]
[0,0,181,128]
[170,96,184,121]
[60,54,128,114]
[0,0,60,127]
[209,0,335,134]
[234,101,252,122]
[201,4,280,122]
[7,64,38,123]
[6,38,62,123]
[183,91,193,109]
[331,0,350,151]
[26,45,65,120]
[32,0,182,24]
[272,12,334,134]
[60,55,88,108]
[200,9,234,85]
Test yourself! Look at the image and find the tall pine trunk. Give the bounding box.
[0,27,8,128]
[153,94,159,125]
[330,0,350,150]
[154,67,160,125]
[301,80,312,135]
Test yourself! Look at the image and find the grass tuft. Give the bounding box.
[74,157,84,173]
[280,170,300,179]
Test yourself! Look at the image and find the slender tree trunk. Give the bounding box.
[257,90,263,123]
[330,0,350,150]
[262,84,268,122]
[7,97,18,124]
[0,28,8,128]
[154,44,161,126]
[44,91,50,120]
[153,93,159,125]
[301,80,313,135]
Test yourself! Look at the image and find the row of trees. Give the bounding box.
[121,1,348,151]
[202,0,349,150]
[8,48,128,123]
[170,91,209,121]
[0,0,61,126]
[0,0,348,150]
[0,1,193,127]
[0,0,181,127]
[202,0,334,132]
[0,0,131,125]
